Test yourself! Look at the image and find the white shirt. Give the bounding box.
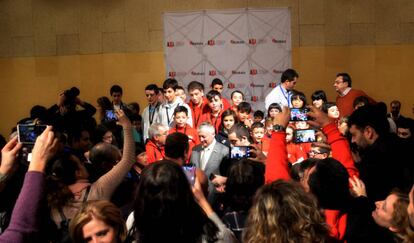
[200,139,216,171]
[265,84,291,111]
[142,103,161,141]
[339,87,352,97]
[155,97,193,128]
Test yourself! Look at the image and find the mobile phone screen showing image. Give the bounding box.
[182,165,196,186]
[105,110,118,121]
[230,146,251,159]
[17,124,47,144]
[294,129,316,143]
[290,108,308,121]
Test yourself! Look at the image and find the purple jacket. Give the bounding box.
[0,172,45,243]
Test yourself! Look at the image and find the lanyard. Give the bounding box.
[149,103,159,125]
[279,85,290,107]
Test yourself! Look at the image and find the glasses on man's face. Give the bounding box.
[308,150,322,156]
[146,93,156,97]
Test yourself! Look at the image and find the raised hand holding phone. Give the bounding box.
[29,126,58,172]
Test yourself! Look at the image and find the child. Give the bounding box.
[311,90,327,110]
[253,110,265,123]
[231,90,244,112]
[175,85,187,103]
[285,125,308,164]
[169,106,199,160]
[265,118,273,138]
[216,109,238,146]
[267,103,282,119]
[323,102,340,119]
[237,102,253,128]
[200,90,224,133]
[155,78,193,128]
[211,78,231,110]
[251,122,269,156]
[290,91,307,109]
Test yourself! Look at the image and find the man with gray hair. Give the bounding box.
[190,122,229,203]
[145,122,168,163]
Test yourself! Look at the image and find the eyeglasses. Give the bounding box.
[308,150,323,156]
[146,93,156,97]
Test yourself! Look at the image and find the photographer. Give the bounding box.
[48,87,97,133]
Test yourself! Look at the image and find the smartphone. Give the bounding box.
[294,129,316,143]
[230,146,251,159]
[182,165,196,186]
[105,110,118,122]
[290,108,309,121]
[17,124,47,144]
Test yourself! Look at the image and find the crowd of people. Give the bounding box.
[0,69,414,243]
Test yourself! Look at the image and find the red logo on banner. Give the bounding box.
[228,83,235,89]
[251,96,258,102]
[209,70,216,76]
[167,41,174,47]
[272,38,287,43]
[249,39,257,45]
[273,69,283,74]
[208,40,215,46]
[269,82,277,88]
[250,69,257,75]
[169,71,176,77]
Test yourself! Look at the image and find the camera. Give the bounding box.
[17,124,47,144]
[63,87,80,108]
[230,146,251,159]
[294,129,316,144]
[290,108,309,121]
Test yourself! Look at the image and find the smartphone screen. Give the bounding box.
[230,146,251,159]
[182,165,196,186]
[17,124,47,144]
[290,108,309,121]
[105,110,118,121]
[294,129,316,143]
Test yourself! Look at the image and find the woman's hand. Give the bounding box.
[29,126,58,172]
[349,176,367,198]
[0,136,22,175]
[116,109,132,128]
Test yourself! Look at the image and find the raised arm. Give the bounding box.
[93,109,135,199]
[308,106,359,178]
[0,126,57,243]
[265,107,291,183]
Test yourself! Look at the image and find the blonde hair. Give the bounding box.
[243,180,329,243]
[69,200,127,243]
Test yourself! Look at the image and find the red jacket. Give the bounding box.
[188,98,209,129]
[146,140,165,164]
[200,110,223,133]
[286,143,308,164]
[265,122,359,240]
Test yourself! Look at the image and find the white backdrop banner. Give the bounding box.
[163,8,291,111]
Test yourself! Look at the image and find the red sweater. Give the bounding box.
[188,98,210,129]
[286,143,308,164]
[265,123,359,240]
[146,140,165,164]
[200,110,223,133]
[336,89,375,117]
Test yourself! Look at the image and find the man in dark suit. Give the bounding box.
[190,122,229,203]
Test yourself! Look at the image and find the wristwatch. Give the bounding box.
[273,124,285,132]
